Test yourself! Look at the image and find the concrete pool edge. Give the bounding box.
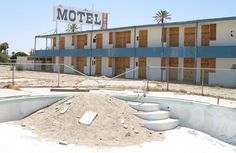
[0,95,66,123]
[114,95,236,146]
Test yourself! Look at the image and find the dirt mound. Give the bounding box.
[19,93,162,147]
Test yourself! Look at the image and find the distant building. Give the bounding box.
[34,16,236,87]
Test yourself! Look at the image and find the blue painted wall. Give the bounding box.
[35,46,236,58]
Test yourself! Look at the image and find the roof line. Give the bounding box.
[36,16,236,38]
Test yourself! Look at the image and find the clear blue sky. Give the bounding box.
[1,0,236,54]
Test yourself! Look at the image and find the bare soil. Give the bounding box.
[18,93,162,147]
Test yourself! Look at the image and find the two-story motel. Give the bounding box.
[34,16,236,87]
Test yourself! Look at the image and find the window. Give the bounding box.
[53,37,56,47]
[210,24,216,41]
[109,32,113,44]
[72,36,75,46]
[126,31,131,43]
[162,28,167,43]
[184,27,196,47]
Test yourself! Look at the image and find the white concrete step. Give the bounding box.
[128,102,160,112]
[141,118,179,131]
[134,111,169,120]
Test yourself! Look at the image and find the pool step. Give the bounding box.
[128,102,160,112]
[128,101,179,131]
[134,111,169,120]
[141,119,179,131]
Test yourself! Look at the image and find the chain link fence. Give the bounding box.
[146,66,236,100]
[0,63,236,100]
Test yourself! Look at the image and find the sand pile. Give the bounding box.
[19,93,162,147]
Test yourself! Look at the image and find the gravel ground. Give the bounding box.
[0,65,235,100]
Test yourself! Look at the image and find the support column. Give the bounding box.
[178,58,184,81]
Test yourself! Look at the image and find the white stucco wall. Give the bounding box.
[63,56,74,74]
[125,57,138,79]
[16,56,34,70]
[53,56,59,72]
[84,57,95,75]
[209,58,236,87]
[196,58,201,83]
[64,36,75,49]
[210,20,236,46]
[146,57,164,80]
[101,57,112,76]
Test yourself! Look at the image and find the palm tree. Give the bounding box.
[66,23,79,33]
[153,10,171,82]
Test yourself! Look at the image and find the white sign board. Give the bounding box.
[53,5,107,27]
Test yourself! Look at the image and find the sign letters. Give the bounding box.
[53,5,107,27]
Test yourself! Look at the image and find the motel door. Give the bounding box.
[115,57,130,76]
[169,58,178,81]
[96,57,102,76]
[76,57,87,73]
[201,58,216,85]
[60,57,64,73]
[183,58,195,83]
[138,57,146,79]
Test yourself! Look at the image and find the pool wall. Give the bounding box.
[115,95,236,145]
[0,95,65,122]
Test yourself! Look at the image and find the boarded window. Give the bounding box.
[126,31,131,43]
[72,36,75,46]
[184,27,196,47]
[109,32,113,44]
[201,25,210,46]
[76,34,88,49]
[169,27,179,47]
[162,28,167,43]
[139,30,148,48]
[59,37,65,49]
[210,24,216,41]
[53,37,56,48]
[96,33,103,48]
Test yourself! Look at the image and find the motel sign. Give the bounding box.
[53,5,108,28]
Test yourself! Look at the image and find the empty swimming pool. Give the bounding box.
[115,95,236,146]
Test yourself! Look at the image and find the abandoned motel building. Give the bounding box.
[32,16,236,87]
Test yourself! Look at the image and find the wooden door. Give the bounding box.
[184,58,195,83]
[96,34,103,48]
[169,58,178,81]
[115,57,130,76]
[76,57,87,73]
[59,57,64,73]
[52,57,56,64]
[138,57,146,79]
[201,58,216,84]
[169,27,179,47]
[96,57,102,75]
[59,37,65,49]
[139,30,148,48]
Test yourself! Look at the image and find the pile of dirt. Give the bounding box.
[18,93,162,147]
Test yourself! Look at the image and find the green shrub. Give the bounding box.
[16,64,23,71]
[0,53,8,63]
